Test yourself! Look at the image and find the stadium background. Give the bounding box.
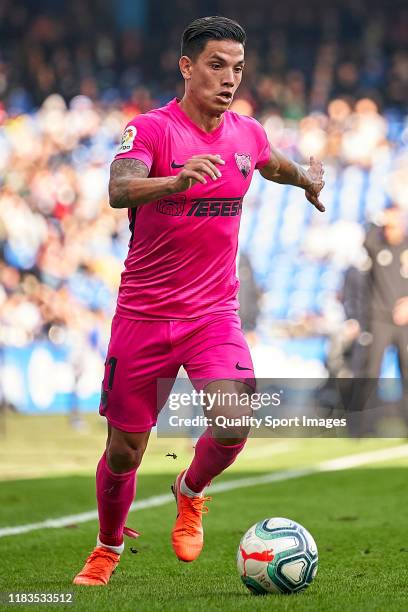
[1,3,408,610]
[1,0,408,414]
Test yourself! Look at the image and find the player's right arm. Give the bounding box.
[109,154,224,209]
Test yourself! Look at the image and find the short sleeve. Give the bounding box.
[251,119,270,169]
[113,114,160,172]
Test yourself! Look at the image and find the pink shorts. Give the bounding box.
[99,312,255,432]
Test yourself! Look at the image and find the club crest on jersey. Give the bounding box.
[235,153,251,178]
[157,197,185,216]
[118,125,137,153]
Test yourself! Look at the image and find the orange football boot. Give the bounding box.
[73,547,120,586]
[171,470,212,562]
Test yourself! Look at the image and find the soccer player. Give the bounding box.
[73,16,325,585]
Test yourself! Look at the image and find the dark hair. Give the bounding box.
[181,16,246,59]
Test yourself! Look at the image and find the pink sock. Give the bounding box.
[96,452,137,547]
[184,429,246,494]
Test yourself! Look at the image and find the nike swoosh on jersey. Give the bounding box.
[171,160,184,168]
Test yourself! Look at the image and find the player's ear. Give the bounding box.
[179,56,193,80]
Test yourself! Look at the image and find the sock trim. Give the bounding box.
[101,452,137,480]
[211,437,247,451]
[180,471,204,497]
[97,535,124,555]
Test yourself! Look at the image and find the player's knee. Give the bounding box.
[212,419,251,443]
[106,443,145,473]
[212,422,250,442]
[211,406,252,442]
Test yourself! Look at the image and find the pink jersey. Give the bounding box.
[113,97,270,320]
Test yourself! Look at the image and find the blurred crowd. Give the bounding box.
[1,0,408,379]
[1,0,408,117]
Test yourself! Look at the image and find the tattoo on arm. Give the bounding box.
[110,158,149,180]
[109,158,149,208]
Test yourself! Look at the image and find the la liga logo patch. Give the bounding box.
[118,125,137,153]
[235,153,251,178]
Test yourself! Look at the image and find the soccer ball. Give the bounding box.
[237,517,318,595]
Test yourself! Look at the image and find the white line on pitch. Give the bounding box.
[240,441,294,460]
[1,444,407,539]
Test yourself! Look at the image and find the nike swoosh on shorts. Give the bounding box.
[235,362,252,371]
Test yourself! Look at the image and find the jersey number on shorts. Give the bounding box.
[106,356,118,390]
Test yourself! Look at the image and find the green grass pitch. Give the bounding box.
[1,414,408,611]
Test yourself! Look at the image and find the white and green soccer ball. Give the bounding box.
[237,517,318,595]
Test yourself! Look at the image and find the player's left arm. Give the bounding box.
[259,147,325,212]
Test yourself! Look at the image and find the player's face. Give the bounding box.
[182,39,245,114]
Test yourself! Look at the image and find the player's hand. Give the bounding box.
[304,156,325,212]
[171,154,225,193]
